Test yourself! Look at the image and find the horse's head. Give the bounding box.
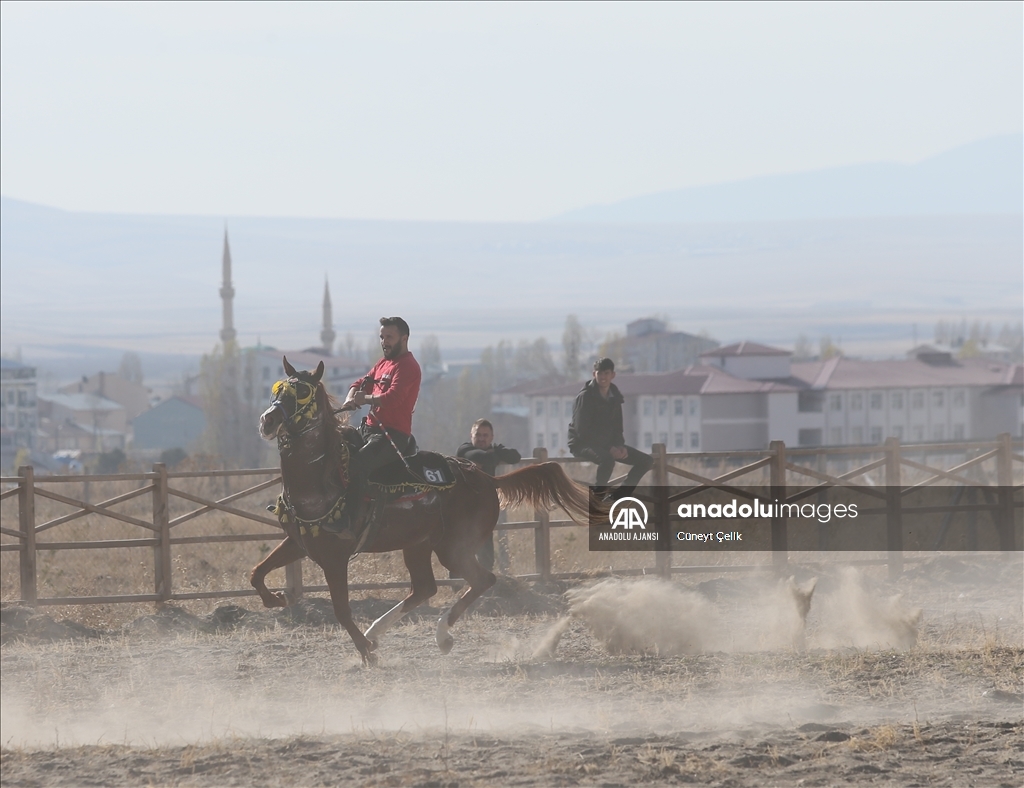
[259,356,325,440]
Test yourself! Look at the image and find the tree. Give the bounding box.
[793,334,814,361]
[118,351,144,385]
[819,335,841,360]
[597,331,623,365]
[562,315,584,379]
[198,342,265,468]
[512,338,558,382]
[366,336,383,365]
[420,335,443,379]
[342,332,356,359]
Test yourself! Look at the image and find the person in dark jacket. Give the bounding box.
[457,419,520,571]
[567,358,652,498]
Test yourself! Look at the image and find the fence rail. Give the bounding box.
[1,435,1021,607]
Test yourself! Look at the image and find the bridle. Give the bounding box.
[268,377,321,447]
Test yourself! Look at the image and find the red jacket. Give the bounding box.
[352,352,421,436]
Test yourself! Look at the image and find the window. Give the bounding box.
[932,390,944,408]
[911,391,924,409]
[829,427,842,444]
[690,432,700,449]
[798,428,822,446]
[565,400,573,417]
[870,426,882,444]
[550,399,560,418]
[952,390,966,408]
[674,432,684,449]
[869,392,883,410]
[262,367,270,380]
[643,432,653,448]
[850,393,863,410]
[658,432,667,446]
[798,392,824,412]
[912,426,924,442]
[851,426,863,444]
[892,426,903,440]
[891,392,903,410]
[932,425,945,440]
[829,394,842,411]
[953,424,965,440]
[535,400,544,416]
[658,399,667,416]
[674,399,683,416]
[643,399,652,417]
[535,433,544,448]
[551,433,558,448]
[689,398,698,416]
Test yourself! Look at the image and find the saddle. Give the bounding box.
[331,452,457,550]
[367,451,458,499]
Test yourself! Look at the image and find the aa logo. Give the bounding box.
[609,497,648,530]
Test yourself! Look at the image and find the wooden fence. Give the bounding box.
[1,435,1021,608]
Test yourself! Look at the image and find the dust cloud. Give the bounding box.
[813,567,923,650]
[546,575,819,656]
[1,557,1020,751]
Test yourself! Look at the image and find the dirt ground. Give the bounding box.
[2,555,1022,787]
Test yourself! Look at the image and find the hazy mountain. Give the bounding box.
[554,134,1023,223]
[1,196,1021,384]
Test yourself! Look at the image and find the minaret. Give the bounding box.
[320,275,336,355]
[220,230,237,345]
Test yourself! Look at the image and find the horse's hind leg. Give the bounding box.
[250,537,306,608]
[364,543,438,647]
[433,549,496,655]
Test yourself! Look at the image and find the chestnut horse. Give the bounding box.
[250,357,595,664]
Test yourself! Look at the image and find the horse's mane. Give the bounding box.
[316,384,361,490]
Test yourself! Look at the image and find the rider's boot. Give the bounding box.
[323,480,365,538]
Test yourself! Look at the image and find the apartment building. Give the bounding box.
[526,343,1023,453]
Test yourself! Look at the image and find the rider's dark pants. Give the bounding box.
[344,427,416,527]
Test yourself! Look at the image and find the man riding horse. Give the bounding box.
[328,316,421,538]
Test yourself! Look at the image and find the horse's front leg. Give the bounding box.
[322,560,377,665]
[250,537,306,608]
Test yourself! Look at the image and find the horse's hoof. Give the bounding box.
[366,637,379,652]
[438,635,455,655]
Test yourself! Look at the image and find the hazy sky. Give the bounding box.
[1,1,1020,222]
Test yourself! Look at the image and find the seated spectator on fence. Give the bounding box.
[567,357,653,500]
[456,419,521,572]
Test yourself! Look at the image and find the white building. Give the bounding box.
[1,358,38,466]
[525,342,1023,453]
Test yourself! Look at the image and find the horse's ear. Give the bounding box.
[311,360,325,384]
[283,356,297,377]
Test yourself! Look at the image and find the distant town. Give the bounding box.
[2,234,1022,474]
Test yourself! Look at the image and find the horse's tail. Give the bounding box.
[492,462,605,526]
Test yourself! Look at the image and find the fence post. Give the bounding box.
[769,441,788,574]
[18,465,37,605]
[152,462,172,604]
[652,443,671,578]
[995,433,1016,551]
[532,448,551,583]
[884,438,903,579]
[285,558,304,601]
